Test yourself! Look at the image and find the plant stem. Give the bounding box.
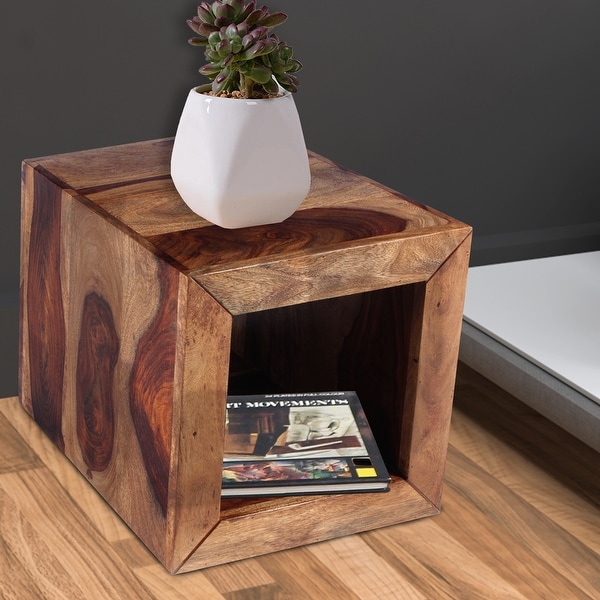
[239,73,253,98]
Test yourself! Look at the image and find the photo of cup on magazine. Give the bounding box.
[267,406,364,457]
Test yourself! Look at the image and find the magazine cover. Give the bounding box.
[222,391,391,497]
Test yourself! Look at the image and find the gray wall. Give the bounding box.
[2,0,600,397]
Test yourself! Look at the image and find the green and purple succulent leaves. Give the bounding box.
[187,0,302,98]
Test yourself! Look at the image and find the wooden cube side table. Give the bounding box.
[19,139,471,574]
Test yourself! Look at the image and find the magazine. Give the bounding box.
[222,391,391,497]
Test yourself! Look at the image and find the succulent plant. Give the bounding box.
[187,0,302,98]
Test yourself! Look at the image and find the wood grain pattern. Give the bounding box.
[148,207,408,271]
[1,364,598,597]
[20,162,205,568]
[166,282,232,571]
[193,227,469,315]
[0,408,42,474]
[76,291,119,473]
[129,261,179,517]
[0,466,155,600]
[19,139,471,573]
[181,477,436,572]
[399,233,472,506]
[25,170,65,451]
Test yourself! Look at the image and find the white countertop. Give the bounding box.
[463,251,600,404]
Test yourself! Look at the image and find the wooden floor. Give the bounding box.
[1,363,598,599]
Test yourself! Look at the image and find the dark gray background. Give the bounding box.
[2,1,599,397]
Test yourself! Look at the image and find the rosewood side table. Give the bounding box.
[20,139,471,573]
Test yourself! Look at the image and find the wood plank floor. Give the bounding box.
[1,363,598,599]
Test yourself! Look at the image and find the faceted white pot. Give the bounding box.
[171,85,311,229]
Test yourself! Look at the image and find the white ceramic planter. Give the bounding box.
[171,85,311,229]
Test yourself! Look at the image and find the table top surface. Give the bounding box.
[25,139,470,274]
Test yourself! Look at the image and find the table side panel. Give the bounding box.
[193,227,472,314]
[19,165,65,439]
[20,167,226,567]
[19,166,34,416]
[400,233,472,506]
[180,478,437,572]
[167,280,233,571]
